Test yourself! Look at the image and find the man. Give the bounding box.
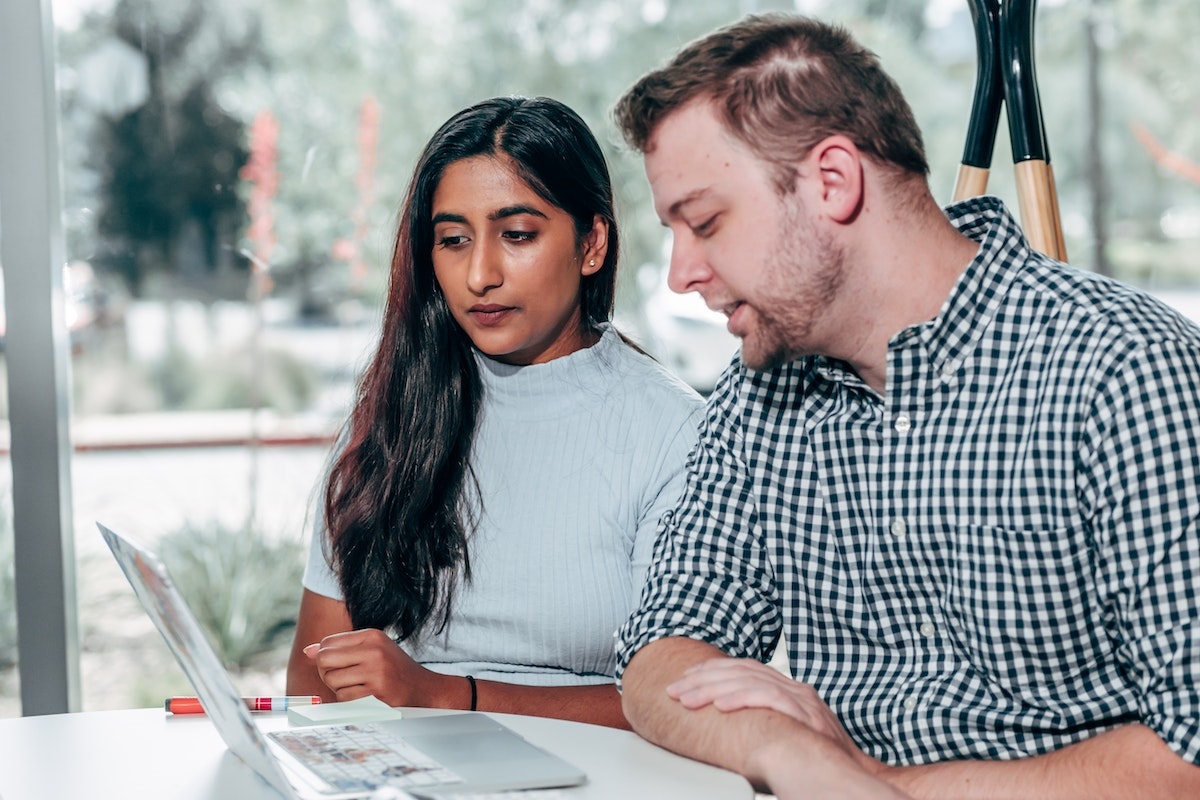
[614,13,1200,799]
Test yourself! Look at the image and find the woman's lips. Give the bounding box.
[469,305,516,326]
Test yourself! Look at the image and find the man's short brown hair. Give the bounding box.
[613,13,929,190]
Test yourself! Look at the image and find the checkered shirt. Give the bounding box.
[616,196,1200,766]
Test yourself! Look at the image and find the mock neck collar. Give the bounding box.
[473,323,621,419]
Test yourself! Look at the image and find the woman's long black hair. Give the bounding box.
[324,97,620,641]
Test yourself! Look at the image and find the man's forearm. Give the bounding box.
[887,723,1200,799]
[621,638,754,768]
[621,637,907,799]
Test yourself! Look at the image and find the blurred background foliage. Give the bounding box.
[50,0,1200,328]
[1,0,1198,713]
[156,520,304,670]
[0,496,15,672]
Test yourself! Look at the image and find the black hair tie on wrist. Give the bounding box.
[466,675,477,711]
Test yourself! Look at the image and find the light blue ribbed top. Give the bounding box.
[303,324,702,685]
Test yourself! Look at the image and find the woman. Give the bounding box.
[286,97,702,729]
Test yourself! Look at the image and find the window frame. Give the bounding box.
[0,0,82,716]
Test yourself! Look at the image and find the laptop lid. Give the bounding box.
[97,522,586,798]
[98,522,308,799]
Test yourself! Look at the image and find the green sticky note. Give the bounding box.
[286,695,405,726]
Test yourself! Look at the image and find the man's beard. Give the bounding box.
[739,199,846,371]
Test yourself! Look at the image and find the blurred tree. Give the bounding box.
[221,0,773,320]
[97,84,249,294]
[92,0,263,297]
[59,0,1200,303]
[1083,1,1111,276]
[1030,0,1200,281]
[1111,0,1200,236]
[862,0,930,41]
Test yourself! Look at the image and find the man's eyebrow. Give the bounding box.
[667,188,711,219]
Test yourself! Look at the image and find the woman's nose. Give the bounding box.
[466,242,503,295]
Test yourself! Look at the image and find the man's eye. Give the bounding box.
[691,216,718,237]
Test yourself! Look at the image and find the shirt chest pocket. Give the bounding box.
[941,523,1105,693]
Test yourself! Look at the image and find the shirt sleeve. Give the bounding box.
[301,509,344,600]
[629,404,703,605]
[1080,336,1200,764]
[615,360,782,687]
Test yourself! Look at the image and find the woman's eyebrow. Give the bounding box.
[489,204,548,221]
[431,205,548,226]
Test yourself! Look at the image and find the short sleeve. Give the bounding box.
[615,360,782,686]
[629,405,703,604]
[301,496,344,601]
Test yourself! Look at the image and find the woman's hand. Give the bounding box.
[303,628,467,709]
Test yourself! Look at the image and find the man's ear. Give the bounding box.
[581,215,609,276]
[808,135,863,224]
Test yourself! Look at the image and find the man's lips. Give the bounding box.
[712,300,746,334]
[715,301,743,318]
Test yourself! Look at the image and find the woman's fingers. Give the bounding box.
[302,629,391,693]
[303,628,428,708]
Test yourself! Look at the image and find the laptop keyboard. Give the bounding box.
[269,723,463,793]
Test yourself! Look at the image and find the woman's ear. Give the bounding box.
[581,215,609,276]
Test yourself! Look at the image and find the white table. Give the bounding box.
[0,707,753,799]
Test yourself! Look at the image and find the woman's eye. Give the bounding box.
[436,235,468,248]
[502,230,536,242]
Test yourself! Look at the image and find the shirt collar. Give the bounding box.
[473,322,619,417]
[903,196,1033,377]
[810,196,1031,391]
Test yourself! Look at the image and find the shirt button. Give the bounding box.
[889,519,907,538]
[903,696,918,710]
[894,414,911,433]
[940,362,957,381]
[919,622,936,638]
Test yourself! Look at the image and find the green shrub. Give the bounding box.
[156,521,304,671]
[185,345,316,415]
[70,337,319,417]
[148,343,318,415]
[0,498,16,671]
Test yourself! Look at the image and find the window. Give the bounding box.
[3,0,1198,715]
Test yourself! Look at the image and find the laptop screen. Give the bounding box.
[98,522,298,799]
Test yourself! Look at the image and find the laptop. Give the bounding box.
[97,522,587,799]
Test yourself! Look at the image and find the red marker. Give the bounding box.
[165,696,322,714]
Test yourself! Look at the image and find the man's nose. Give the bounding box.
[666,234,710,295]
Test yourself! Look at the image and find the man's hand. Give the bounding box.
[622,639,908,799]
[303,628,465,708]
[667,657,883,774]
